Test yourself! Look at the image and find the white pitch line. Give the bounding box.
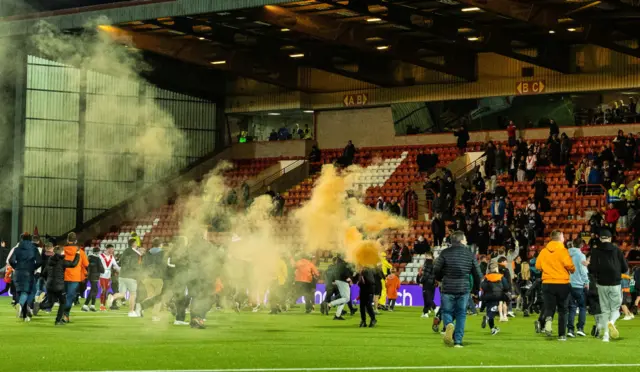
[81,364,640,372]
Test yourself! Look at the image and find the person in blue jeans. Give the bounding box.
[434,231,483,348]
[567,240,589,337]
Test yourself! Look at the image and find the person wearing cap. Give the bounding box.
[588,229,628,342]
[535,230,575,341]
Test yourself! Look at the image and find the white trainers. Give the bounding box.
[89,305,96,312]
[608,322,619,339]
[435,306,440,314]
[24,316,31,323]
[623,315,634,321]
[421,313,429,318]
[106,294,114,308]
[602,334,610,342]
[173,320,189,326]
[127,311,140,318]
[16,304,22,319]
[507,312,516,318]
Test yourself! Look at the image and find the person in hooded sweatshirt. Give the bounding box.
[480,262,510,336]
[567,239,589,338]
[588,229,628,342]
[418,253,436,318]
[9,233,42,321]
[44,246,80,326]
[82,247,104,312]
[535,230,576,341]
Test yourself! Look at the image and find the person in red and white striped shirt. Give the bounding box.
[99,244,120,312]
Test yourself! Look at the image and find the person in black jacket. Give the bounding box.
[9,233,42,321]
[82,247,104,312]
[323,255,353,320]
[356,266,377,328]
[44,246,80,325]
[418,253,436,318]
[480,263,510,335]
[434,231,483,347]
[532,177,548,209]
[432,213,446,247]
[588,229,628,342]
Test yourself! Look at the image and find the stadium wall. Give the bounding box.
[22,55,218,237]
[315,107,640,149]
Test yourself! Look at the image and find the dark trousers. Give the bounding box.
[49,291,66,322]
[422,287,435,313]
[567,287,587,332]
[173,291,190,322]
[295,281,314,312]
[84,280,99,306]
[486,301,498,329]
[434,235,444,247]
[75,280,87,303]
[542,283,570,337]
[359,287,376,323]
[388,299,396,310]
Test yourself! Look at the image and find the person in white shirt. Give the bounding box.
[526,150,537,181]
[99,244,120,312]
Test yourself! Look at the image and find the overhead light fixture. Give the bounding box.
[303,110,314,113]
[281,28,290,32]
[376,45,390,50]
[461,7,481,12]
[467,36,480,41]
[210,60,226,65]
[268,112,281,116]
[236,16,246,20]
[567,28,577,32]
[289,53,305,58]
[549,30,556,34]
[198,37,206,40]
[366,17,382,22]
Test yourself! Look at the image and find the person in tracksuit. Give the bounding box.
[356,265,377,328]
[82,247,104,312]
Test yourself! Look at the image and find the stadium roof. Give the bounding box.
[4,0,640,94]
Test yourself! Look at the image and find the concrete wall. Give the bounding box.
[230,139,314,159]
[316,107,640,149]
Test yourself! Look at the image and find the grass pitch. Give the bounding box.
[1,298,638,372]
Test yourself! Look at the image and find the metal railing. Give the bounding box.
[248,159,307,195]
[573,184,607,213]
[454,154,486,181]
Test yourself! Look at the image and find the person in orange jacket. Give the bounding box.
[62,232,89,322]
[385,268,401,311]
[535,230,576,340]
[294,255,319,313]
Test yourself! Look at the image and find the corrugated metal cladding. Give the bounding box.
[23,56,80,235]
[227,45,640,112]
[23,56,218,235]
[0,0,297,37]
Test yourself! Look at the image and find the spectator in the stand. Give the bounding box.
[532,176,549,209]
[268,129,278,141]
[560,133,572,165]
[538,144,550,167]
[432,213,446,247]
[517,160,527,182]
[461,186,474,213]
[599,145,615,165]
[507,121,517,147]
[338,140,356,167]
[604,203,620,236]
[516,138,529,161]
[548,134,561,166]
[375,197,385,211]
[484,141,496,178]
[417,150,439,173]
[454,124,470,153]
[624,134,636,169]
[388,198,401,216]
[414,235,430,255]
[472,171,485,193]
[399,244,412,264]
[491,197,506,222]
[508,149,519,182]
[549,119,559,138]
[613,130,625,161]
[277,126,290,141]
[588,164,603,190]
[476,219,490,255]
[617,195,629,229]
[526,198,537,213]
[390,242,401,263]
[495,145,507,175]
[525,150,537,181]
[309,145,321,163]
[565,162,575,186]
[607,183,620,204]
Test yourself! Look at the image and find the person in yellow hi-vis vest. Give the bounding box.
[378,252,393,308]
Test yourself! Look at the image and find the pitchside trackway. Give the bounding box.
[1,297,638,371]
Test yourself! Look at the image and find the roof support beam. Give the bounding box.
[254,4,478,81]
[339,0,574,73]
[98,25,301,91]
[456,0,640,59]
